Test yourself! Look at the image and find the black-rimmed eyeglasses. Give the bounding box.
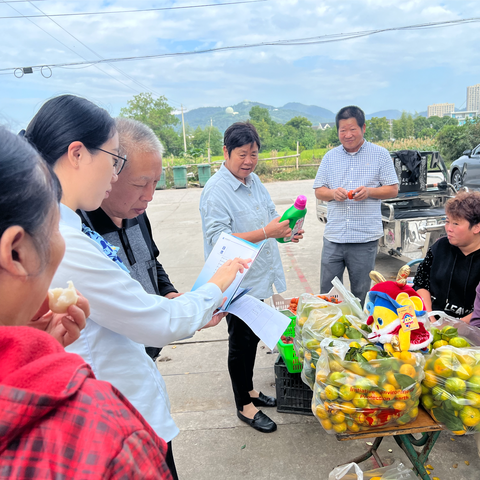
[94,148,127,175]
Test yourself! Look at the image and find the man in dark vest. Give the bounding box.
[80,118,180,361]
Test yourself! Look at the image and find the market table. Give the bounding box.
[335,407,444,480]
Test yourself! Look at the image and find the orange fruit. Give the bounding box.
[328,372,346,387]
[331,322,346,337]
[409,406,419,419]
[366,374,380,387]
[400,351,416,365]
[423,370,438,389]
[352,393,368,409]
[354,412,366,424]
[456,364,473,381]
[445,377,467,395]
[332,421,347,434]
[468,376,480,394]
[399,364,416,378]
[395,389,411,401]
[331,411,346,424]
[433,357,454,378]
[432,386,450,401]
[339,402,356,415]
[339,384,356,401]
[460,406,480,427]
[316,371,328,384]
[465,391,480,408]
[347,421,360,433]
[386,371,400,389]
[421,394,434,410]
[381,383,397,401]
[362,351,378,362]
[325,385,339,401]
[367,391,383,406]
[320,418,333,430]
[315,404,328,420]
[393,401,407,411]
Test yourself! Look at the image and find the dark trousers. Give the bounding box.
[165,441,179,480]
[226,312,260,411]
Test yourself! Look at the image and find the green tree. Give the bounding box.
[392,111,414,140]
[120,93,182,156]
[365,117,390,142]
[298,125,316,149]
[436,125,470,162]
[191,125,223,156]
[249,106,272,123]
[285,116,312,130]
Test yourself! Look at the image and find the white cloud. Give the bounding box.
[0,0,479,127]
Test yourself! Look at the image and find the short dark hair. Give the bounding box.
[445,191,480,228]
[0,127,62,262]
[24,94,116,167]
[335,106,366,130]
[224,122,261,156]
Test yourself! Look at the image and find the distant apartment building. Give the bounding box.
[427,103,455,118]
[450,110,479,126]
[467,84,480,113]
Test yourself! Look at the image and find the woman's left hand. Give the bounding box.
[27,292,89,348]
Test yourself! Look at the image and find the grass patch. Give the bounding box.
[258,166,319,183]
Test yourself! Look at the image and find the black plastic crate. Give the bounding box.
[274,355,313,416]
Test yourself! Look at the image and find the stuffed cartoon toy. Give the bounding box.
[365,266,433,352]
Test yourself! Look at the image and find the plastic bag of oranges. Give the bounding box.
[302,312,368,389]
[294,294,337,369]
[421,345,480,435]
[313,339,425,435]
[328,460,417,480]
[429,311,480,349]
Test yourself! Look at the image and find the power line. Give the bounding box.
[1,0,142,94]
[25,0,165,97]
[2,16,478,74]
[0,0,269,19]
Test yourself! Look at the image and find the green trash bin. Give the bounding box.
[155,167,166,190]
[197,164,211,187]
[172,165,187,189]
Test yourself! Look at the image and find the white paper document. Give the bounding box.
[192,232,264,309]
[225,294,291,350]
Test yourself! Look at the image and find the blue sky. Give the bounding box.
[1,0,480,130]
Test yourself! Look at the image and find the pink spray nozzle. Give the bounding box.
[294,195,307,210]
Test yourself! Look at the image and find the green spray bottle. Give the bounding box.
[276,195,307,243]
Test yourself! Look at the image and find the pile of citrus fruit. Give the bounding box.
[421,345,480,435]
[313,343,425,434]
[430,324,471,350]
[301,315,368,389]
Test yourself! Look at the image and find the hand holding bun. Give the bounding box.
[48,280,79,313]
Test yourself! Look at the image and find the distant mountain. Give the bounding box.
[281,103,335,122]
[176,100,336,132]
[366,110,402,120]
[176,103,416,132]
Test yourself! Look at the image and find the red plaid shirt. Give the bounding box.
[0,327,172,480]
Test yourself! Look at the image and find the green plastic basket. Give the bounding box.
[280,312,296,337]
[277,338,302,373]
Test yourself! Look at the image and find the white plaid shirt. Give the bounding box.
[313,141,398,243]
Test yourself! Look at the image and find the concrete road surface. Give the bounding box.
[148,179,479,480]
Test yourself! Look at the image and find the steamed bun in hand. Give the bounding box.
[48,281,79,313]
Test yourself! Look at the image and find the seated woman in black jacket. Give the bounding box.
[413,191,480,323]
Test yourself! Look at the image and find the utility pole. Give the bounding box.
[208,118,212,163]
[181,104,187,153]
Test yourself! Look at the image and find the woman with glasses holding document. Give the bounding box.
[23,94,249,478]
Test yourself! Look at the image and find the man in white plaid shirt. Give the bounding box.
[313,106,399,304]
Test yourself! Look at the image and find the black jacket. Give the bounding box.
[413,237,480,318]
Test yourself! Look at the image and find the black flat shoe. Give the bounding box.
[250,392,277,408]
[237,410,277,433]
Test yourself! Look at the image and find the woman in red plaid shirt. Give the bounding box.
[0,127,172,479]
